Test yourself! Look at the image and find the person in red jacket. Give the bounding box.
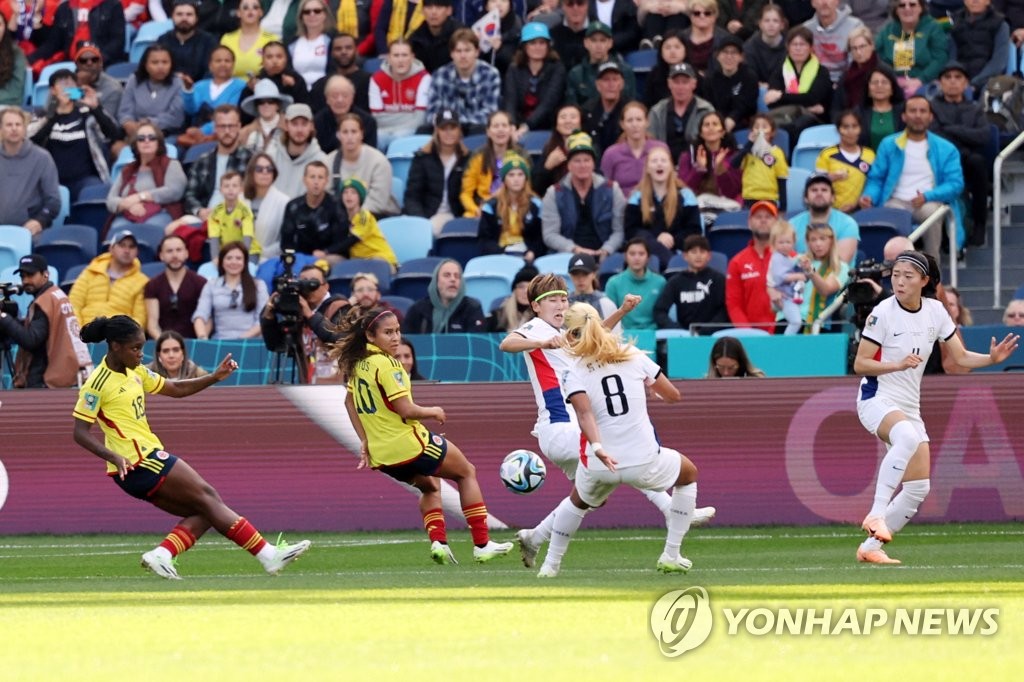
[724,199,776,333]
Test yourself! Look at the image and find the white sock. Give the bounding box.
[541,497,588,569]
[859,536,884,552]
[532,507,559,544]
[869,421,921,517]
[663,483,697,559]
[884,479,930,535]
[152,546,172,560]
[256,543,277,564]
[643,489,672,522]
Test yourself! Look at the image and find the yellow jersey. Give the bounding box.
[73,358,166,473]
[348,209,398,268]
[348,344,431,466]
[741,144,790,202]
[814,145,875,210]
[208,201,260,256]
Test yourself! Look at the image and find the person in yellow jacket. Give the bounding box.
[69,229,149,329]
[339,178,399,272]
[458,110,525,218]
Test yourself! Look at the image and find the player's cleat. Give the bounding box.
[690,506,717,528]
[861,515,893,543]
[262,538,312,575]
[857,547,901,564]
[141,550,181,580]
[473,540,514,563]
[430,540,459,565]
[516,529,540,568]
[656,553,693,574]
[537,563,560,578]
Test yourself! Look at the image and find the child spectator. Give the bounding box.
[207,171,259,262]
[481,0,521,74]
[338,177,399,272]
[653,234,728,334]
[798,223,848,331]
[479,152,545,260]
[737,113,789,209]
[766,220,805,335]
[814,109,874,214]
[567,253,621,333]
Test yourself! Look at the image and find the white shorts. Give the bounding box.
[856,397,929,442]
[534,421,582,480]
[574,447,683,508]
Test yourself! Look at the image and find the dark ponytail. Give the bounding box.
[80,315,142,345]
[329,306,398,378]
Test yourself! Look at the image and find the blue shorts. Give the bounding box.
[377,433,448,483]
[113,450,178,500]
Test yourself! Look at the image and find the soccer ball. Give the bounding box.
[499,449,546,494]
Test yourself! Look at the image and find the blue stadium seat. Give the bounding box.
[0,225,32,271]
[391,256,444,300]
[464,254,525,284]
[23,66,31,107]
[60,263,88,293]
[54,185,71,228]
[463,133,487,151]
[105,61,138,83]
[328,258,393,297]
[664,252,687,275]
[532,252,571,277]
[123,223,166,263]
[196,260,258,280]
[382,294,415,316]
[464,274,511,309]
[433,217,481,266]
[624,49,657,72]
[32,224,100,275]
[710,250,728,274]
[856,207,914,262]
[391,176,405,209]
[110,144,178,180]
[378,215,433,263]
[130,20,173,64]
[183,141,217,167]
[791,124,840,171]
[519,130,550,159]
[707,223,751,260]
[362,56,382,72]
[597,252,625,289]
[712,327,770,338]
[33,61,75,108]
[386,134,432,187]
[140,261,165,278]
[787,167,811,214]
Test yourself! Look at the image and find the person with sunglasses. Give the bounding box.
[72,40,125,117]
[26,0,126,72]
[875,0,949,98]
[144,235,208,340]
[1004,299,1024,327]
[192,241,268,340]
[682,0,729,74]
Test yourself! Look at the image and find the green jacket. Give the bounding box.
[565,56,636,107]
[875,15,950,83]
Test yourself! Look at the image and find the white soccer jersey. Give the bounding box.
[562,348,663,471]
[858,296,956,412]
[515,318,577,429]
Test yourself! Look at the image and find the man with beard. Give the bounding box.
[725,200,777,332]
[157,0,218,87]
[789,173,860,264]
[314,75,377,153]
[310,34,371,112]
[0,255,94,389]
[182,105,254,220]
[267,104,328,197]
[143,236,208,339]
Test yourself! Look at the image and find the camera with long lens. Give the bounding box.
[273,250,323,322]
[847,259,892,306]
[0,282,22,318]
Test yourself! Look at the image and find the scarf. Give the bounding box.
[336,0,359,37]
[843,52,878,110]
[804,259,834,329]
[782,55,821,94]
[428,259,467,333]
[388,1,425,47]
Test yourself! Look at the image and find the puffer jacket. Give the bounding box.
[68,252,149,328]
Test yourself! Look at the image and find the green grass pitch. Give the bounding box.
[1,524,1021,681]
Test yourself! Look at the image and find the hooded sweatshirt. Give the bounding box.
[803,4,866,83]
[368,58,432,135]
[0,139,62,227]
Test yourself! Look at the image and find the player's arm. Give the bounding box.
[73,418,132,480]
[603,294,641,330]
[345,390,371,469]
[650,373,681,403]
[390,395,446,424]
[943,331,1020,369]
[568,391,618,472]
[852,337,921,376]
[499,331,560,352]
[158,354,238,397]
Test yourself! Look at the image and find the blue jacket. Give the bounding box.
[541,174,625,254]
[863,130,965,247]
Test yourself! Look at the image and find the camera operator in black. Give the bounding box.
[261,262,350,383]
[0,255,94,388]
[279,161,355,265]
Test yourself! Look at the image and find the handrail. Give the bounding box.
[991,129,1024,308]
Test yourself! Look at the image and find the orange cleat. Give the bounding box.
[861,515,893,543]
[857,547,901,564]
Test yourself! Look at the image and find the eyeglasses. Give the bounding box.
[256,99,277,106]
[850,43,872,52]
[253,165,274,173]
[302,7,325,14]
[1007,312,1024,319]
[169,293,179,312]
[136,134,158,142]
[77,57,100,65]
[691,9,716,16]
[215,123,240,130]
[230,289,240,309]
[352,286,377,294]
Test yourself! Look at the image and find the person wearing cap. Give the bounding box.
[425,28,501,136]
[266,101,327,197]
[479,152,545,259]
[789,172,860,263]
[565,20,636,106]
[0,18,26,107]
[26,0,125,71]
[368,39,432,151]
[648,60,715,162]
[699,34,758,132]
[581,60,628,152]
[0,254,93,388]
[339,177,399,269]
[725,200,778,332]
[279,160,351,263]
[503,22,566,136]
[586,0,641,55]
[951,0,1010,91]
[802,0,865,84]
[68,40,124,117]
[549,0,591,71]
[69,230,150,329]
[565,252,620,331]
[404,107,469,233]
[0,108,61,237]
[157,0,218,87]
[486,264,539,332]
[402,258,487,333]
[409,0,464,74]
[929,61,991,247]
[314,74,378,154]
[541,130,625,259]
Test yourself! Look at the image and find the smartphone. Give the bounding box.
[65,87,83,101]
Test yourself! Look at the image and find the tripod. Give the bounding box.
[269,323,309,385]
[0,341,15,390]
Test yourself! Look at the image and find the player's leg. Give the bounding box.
[434,440,512,561]
[407,474,458,565]
[528,424,581,547]
[862,409,922,542]
[538,468,613,578]
[658,452,698,573]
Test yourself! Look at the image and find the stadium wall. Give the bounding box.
[1,376,1022,534]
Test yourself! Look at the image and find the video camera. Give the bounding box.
[0,282,22,318]
[847,259,892,306]
[273,250,323,321]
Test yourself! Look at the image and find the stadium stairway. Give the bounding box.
[943,212,1024,325]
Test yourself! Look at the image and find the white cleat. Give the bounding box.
[537,563,560,578]
[141,550,181,580]
[430,540,459,565]
[473,540,514,563]
[262,539,312,575]
[690,506,717,528]
[656,553,693,574]
[516,529,540,568]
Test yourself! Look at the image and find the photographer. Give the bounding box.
[0,255,94,389]
[260,261,349,383]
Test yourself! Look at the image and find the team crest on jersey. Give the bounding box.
[859,160,870,173]
[393,371,405,387]
[432,434,443,446]
[928,326,937,341]
[762,153,776,167]
[83,391,99,411]
[867,315,878,328]
[156,450,169,460]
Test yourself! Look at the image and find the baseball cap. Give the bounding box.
[749,200,778,217]
[520,22,551,43]
[804,172,833,192]
[74,41,102,62]
[939,61,969,78]
[668,62,698,79]
[568,253,598,274]
[716,34,744,53]
[107,229,139,246]
[285,103,314,121]
[435,107,460,127]
[585,20,612,38]
[596,61,623,78]
[15,254,48,275]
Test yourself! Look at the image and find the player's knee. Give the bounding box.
[679,457,698,485]
[414,477,440,494]
[889,420,923,451]
[903,478,930,502]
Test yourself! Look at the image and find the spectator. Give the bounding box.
[410,0,463,74]
[725,200,777,331]
[764,26,833,145]
[395,338,427,379]
[600,101,668,197]
[648,62,715,162]
[348,271,402,320]
[678,110,743,204]
[369,39,431,151]
[767,220,806,334]
[736,112,790,209]
[604,238,666,330]
[796,222,848,329]
[479,152,545,259]
[402,258,487,333]
[532,103,582,195]
[425,28,502,136]
[643,29,688,107]
[566,20,636,106]
[327,112,400,216]
[0,108,60,237]
[221,0,278,79]
[943,285,973,327]
[245,153,292,261]
[267,102,327,197]
[995,0,1024,47]
[541,130,626,259]
[193,241,268,339]
[189,0,244,35]
[637,1,690,50]
[117,46,186,139]
[549,0,590,72]
[579,62,627,153]
[1003,299,1024,326]
[0,19,26,107]
[815,109,875,214]
[483,0,522,75]
[860,95,966,261]
[73,40,125,118]
[27,0,125,70]
[207,171,260,260]
[144,235,208,339]
[239,78,292,153]
[315,74,378,154]
[69,229,150,328]
[487,264,539,332]
[106,122,187,231]
[590,0,641,56]
[280,160,351,262]
[309,33,371,112]
[700,34,759,132]
[716,0,769,40]
[288,0,332,89]
[952,0,1010,92]
[504,22,566,136]
[180,46,247,144]
[338,177,398,269]
[566,253,621,330]
[930,61,991,248]
[237,40,310,114]
[743,3,789,86]
[876,0,949,98]
[624,145,701,269]
[29,68,120,201]
[706,335,766,377]
[653,234,728,333]
[180,105,254,223]
[854,65,905,150]
[460,110,526,217]
[803,0,865,84]
[837,25,878,110]
[0,254,93,388]
[683,0,730,74]
[789,172,860,264]
[147,330,209,379]
[158,0,218,86]
[404,108,469,234]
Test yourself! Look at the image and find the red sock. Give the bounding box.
[225,517,267,556]
[158,525,197,558]
[422,508,447,543]
[462,503,490,546]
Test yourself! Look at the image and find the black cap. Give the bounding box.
[804,172,833,192]
[568,254,598,274]
[596,61,623,78]
[716,34,744,53]
[435,107,460,127]
[939,61,969,78]
[15,254,48,275]
[512,265,540,289]
[668,62,698,79]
